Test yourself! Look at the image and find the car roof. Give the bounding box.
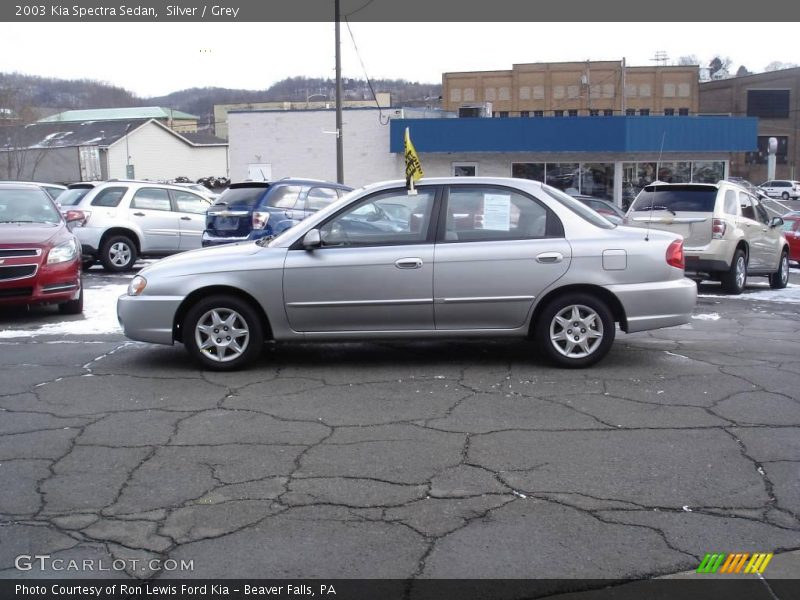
[230,179,351,189]
[0,182,51,191]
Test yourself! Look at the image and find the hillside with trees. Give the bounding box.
[0,72,442,128]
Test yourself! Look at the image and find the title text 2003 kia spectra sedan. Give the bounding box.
[118,178,697,370]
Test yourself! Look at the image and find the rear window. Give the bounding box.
[214,186,271,209]
[631,187,717,212]
[91,186,128,208]
[56,188,91,206]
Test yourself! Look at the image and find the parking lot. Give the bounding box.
[1,265,800,587]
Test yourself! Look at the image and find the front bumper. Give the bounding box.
[0,261,81,307]
[117,293,184,345]
[605,277,697,333]
[201,229,272,247]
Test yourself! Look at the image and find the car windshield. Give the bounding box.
[57,188,91,206]
[631,187,717,212]
[213,186,270,208]
[0,188,61,223]
[540,185,615,229]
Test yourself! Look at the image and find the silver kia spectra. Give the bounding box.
[118,177,697,370]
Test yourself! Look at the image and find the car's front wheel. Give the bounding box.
[769,250,790,289]
[534,293,615,368]
[721,249,747,294]
[100,235,137,272]
[183,295,264,371]
[782,191,790,200]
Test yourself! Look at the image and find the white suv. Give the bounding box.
[759,180,800,201]
[71,181,212,271]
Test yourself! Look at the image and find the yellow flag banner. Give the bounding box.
[404,127,424,189]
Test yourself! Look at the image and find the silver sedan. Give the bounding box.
[118,177,697,370]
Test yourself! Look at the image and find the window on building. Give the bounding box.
[520,111,530,118]
[603,84,615,98]
[746,136,789,165]
[580,163,615,200]
[625,109,636,116]
[449,88,462,102]
[512,163,545,181]
[519,86,531,100]
[691,161,725,183]
[485,87,497,101]
[533,110,544,118]
[533,86,545,100]
[453,163,477,177]
[568,109,578,117]
[747,89,790,118]
[639,108,650,116]
[464,88,475,102]
[603,109,614,116]
[678,83,691,98]
[639,84,651,98]
[554,110,564,117]
[567,85,580,99]
[664,108,675,116]
[678,107,689,116]
[499,111,509,118]
[546,163,580,193]
[589,109,600,116]
[656,162,691,183]
[553,86,566,99]
[663,83,676,98]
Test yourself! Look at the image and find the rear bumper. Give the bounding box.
[683,256,730,273]
[606,277,697,333]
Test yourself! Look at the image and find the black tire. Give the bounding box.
[183,295,263,371]
[769,250,790,289]
[534,293,615,368]
[721,249,747,294]
[781,191,790,200]
[58,285,83,315]
[100,235,137,272]
[81,259,95,271]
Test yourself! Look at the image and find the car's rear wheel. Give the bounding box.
[769,250,790,289]
[58,285,83,315]
[100,235,137,272]
[535,293,615,368]
[721,249,747,294]
[183,295,263,371]
[782,191,790,200]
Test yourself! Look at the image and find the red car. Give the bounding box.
[0,183,83,314]
[783,212,800,266]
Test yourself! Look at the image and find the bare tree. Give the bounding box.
[0,82,49,180]
[764,61,799,72]
[677,55,699,66]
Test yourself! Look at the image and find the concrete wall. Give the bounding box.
[106,122,228,181]
[228,108,404,187]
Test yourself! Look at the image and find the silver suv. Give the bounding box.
[70,181,212,271]
[626,182,789,294]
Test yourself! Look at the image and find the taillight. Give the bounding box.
[712,218,726,239]
[666,239,684,269]
[252,211,270,230]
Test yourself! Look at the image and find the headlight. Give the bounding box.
[128,275,147,296]
[47,239,79,264]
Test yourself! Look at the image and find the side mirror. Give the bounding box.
[302,229,321,249]
[770,216,784,228]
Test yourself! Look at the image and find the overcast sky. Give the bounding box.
[3,22,800,97]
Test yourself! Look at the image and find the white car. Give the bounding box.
[758,180,800,201]
[70,180,212,271]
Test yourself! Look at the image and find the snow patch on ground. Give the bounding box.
[0,284,126,338]
[699,283,800,304]
[691,313,721,321]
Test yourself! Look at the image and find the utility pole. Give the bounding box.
[335,0,344,184]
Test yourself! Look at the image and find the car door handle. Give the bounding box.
[181,216,192,221]
[395,258,423,269]
[133,212,145,217]
[536,252,563,263]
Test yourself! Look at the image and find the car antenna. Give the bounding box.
[645,131,667,242]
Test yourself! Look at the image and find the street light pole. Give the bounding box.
[335,0,344,184]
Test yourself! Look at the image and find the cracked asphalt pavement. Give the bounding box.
[1,269,799,584]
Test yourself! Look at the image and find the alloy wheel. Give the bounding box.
[194,307,251,363]
[735,255,746,290]
[549,304,604,359]
[109,242,132,268]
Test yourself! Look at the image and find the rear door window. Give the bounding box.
[739,194,756,221]
[724,191,738,215]
[131,188,171,211]
[306,187,339,212]
[267,185,303,209]
[91,186,128,208]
